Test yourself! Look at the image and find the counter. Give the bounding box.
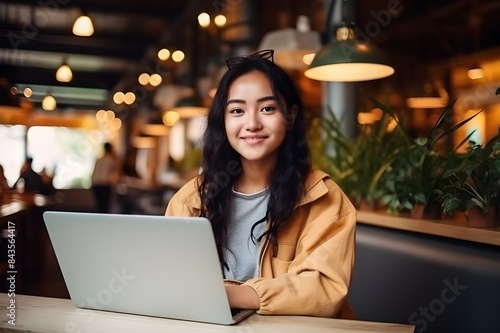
[357,210,500,246]
[0,294,415,333]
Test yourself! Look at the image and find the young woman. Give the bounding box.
[165,50,356,319]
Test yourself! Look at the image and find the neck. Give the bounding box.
[235,158,276,194]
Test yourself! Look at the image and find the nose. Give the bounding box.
[245,110,262,131]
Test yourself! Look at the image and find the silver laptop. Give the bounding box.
[43,211,255,325]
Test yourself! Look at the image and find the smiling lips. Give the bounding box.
[241,135,267,144]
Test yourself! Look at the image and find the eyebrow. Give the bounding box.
[226,95,276,106]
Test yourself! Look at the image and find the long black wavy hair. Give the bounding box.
[197,53,311,265]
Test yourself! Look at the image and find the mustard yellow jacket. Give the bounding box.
[165,169,356,319]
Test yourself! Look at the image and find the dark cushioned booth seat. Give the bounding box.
[348,223,500,333]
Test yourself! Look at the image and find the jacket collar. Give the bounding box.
[298,169,330,207]
[183,169,330,210]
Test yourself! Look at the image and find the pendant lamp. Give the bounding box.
[304,0,394,82]
[258,16,322,70]
[56,59,73,82]
[42,93,57,111]
[72,12,94,37]
[406,81,449,109]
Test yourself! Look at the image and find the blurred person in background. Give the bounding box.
[91,142,121,213]
[14,157,52,195]
[0,164,11,193]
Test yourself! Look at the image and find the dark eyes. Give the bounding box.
[228,108,244,114]
[227,105,277,115]
[261,106,275,112]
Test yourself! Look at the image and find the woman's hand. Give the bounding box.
[225,285,260,310]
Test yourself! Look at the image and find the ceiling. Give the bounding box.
[1,0,500,114]
[1,0,195,111]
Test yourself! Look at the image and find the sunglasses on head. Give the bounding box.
[226,49,274,69]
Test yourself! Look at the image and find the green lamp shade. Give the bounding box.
[304,39,395,82]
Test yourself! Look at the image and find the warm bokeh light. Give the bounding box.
[42,94,56,111]
[123,92,136,105]
[467,67,484,80]
[72,15,94,37]
[214,14,226,27]
[370,108,383,121]
[357,108,387,125]
[10,86,17,95]
[138,73,150,86]
[302,53,316,65]
[105,110,115,121]
[149,74,162,87]
[110,117,122,131]
[96,109,107,122]
[113,92,125,104]
[158,48,170,61]
[198,12,210,28]
[172,50,185,62]
[162,111,180,126]
[387,116,398,132]
[23,87,32,98]
[357,112,377,125]
[56,64,73,82]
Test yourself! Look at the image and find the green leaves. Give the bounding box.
[441,133,500,215]
[317,102,408,207]
[381,97,483,214]
[314,92,499,216]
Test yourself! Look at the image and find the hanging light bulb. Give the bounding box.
[42,93,57,111]
[172,50,185,63]
[73,12,94,37]
[197,12,210,28]
[56,60,73,82]
[214,14,226,27]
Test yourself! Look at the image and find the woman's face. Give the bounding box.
[224,70,288,166]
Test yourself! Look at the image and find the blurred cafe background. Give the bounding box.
[1,1,500,329]
[0,0,500,214]
[1,0,499,214]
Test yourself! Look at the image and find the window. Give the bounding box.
[0,125,26,187]
[26,126,105,189]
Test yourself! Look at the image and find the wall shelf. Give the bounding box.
[357,210,500,246]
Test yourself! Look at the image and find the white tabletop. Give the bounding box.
[0,294,414,333]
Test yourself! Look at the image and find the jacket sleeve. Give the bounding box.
[164,178,200,217]
[243,180,356,317]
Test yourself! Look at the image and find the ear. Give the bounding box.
[288,105,298,129]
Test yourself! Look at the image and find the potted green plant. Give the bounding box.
[381,100,480,219]
[313,98,409,210]
[440,132,500,227]
[309,107,357,201]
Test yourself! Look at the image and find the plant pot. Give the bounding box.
[466,206,498,228]
[358,199,382,212]
[411,203,441,220]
